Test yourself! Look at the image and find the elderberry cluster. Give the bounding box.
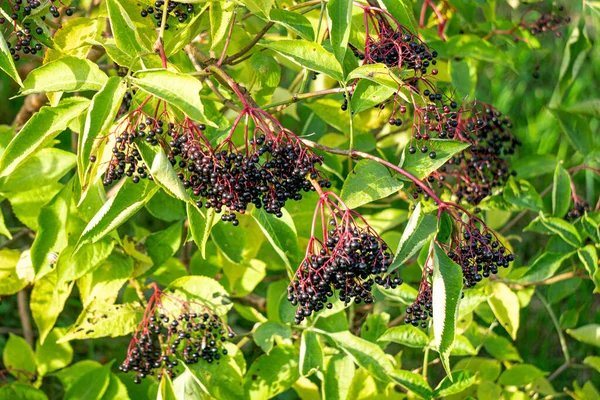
[446,225,514,288]
[120,311,233,383]
[287,198,401,323]
[524,4,570,38]
[352,9,438,77]
[405,278,433,328]
[425,103,520,205]
[566,201,590,220]
[4,27,42,60]
[139,1,194,28]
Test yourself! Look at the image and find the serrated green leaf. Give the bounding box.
[131,70,214,126]
[18,57,107,96]
[210,1,234,50]
[324,354,355,400]
[378,325,429,348]
[503,178,545,212]
[327,0,352,64]
[253,322,292,354]
[487,281,520,340]
[300,330,324,376]
[340,159,403,209]
[401,140,470,180]
[3,334,36,379]
[539,212,582,247]
[519,252,574,284]
[79,77,128,186]
[388,370,433,400]
[550,108,594,154]
[136,141,190,202]
[106,0,151,56]
[35,328,73,377]
[64,362,112,400]
[187,203,214,259]
[263,40,344,81]
[578,245,599,291]
[270,9,315,41]
[390,203,438,271]
[552,163,572,218]
[31,269,74,344]
[346,63,401,90]
[350,79,395,114]
[433,371,476,397]
[0,32,23,86]
[0,97,89,178]
[250,207,299,274]
[432,241,463,376]
[166,276,233,316]
[498,364,547,387]
[76,179,158,251]
[378,0,419,34]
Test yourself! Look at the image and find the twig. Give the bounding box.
[221,21,274,65]
[217,11,237,66]
[509,271,587,289]
[0,228,32,249]
[536,290,570,362]
[263,87,346,112]
[236,293,266,312]
[548,358,575,382]
[17,291,34,347]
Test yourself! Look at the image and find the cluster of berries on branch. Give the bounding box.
[0,0,73,60]
[139,1,194,29]
[287,192,401,324]
[95,97,329,226]
[520,3,570,38]
[423,102,521,205]
[119,284,234,383]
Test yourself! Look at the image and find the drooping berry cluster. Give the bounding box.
[405,267,433,328]
[424,103,521,205]
[288,192,401,324]
[139,1,194,28]
[443,210,515,288]
[95,100,329,225]
[567,201,590,220]
[521,3,570,38]
[119,285,233,384]
[353,6,438,77]
[3,26,42,60]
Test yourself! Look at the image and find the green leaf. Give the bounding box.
[35,328,73,377]
[350,79,395,114]
[565,99,600,118]
[552,163,572,218]
[0,383,48,400]
[263,40,344,81]
[77,252,134,307]
[57,237,114,283]
[388,370,433,400]
[172,366,208,400]
[378,0,419,34]
[30,181,72,275]
[346,64,400,90]
[518,252,574,284]
[401,140,470,180]
[244,345,300,399]
[498,364,547,387]
[360,313,390,348]
[131,70,214,126]
[550,108,594,154]
[431,35,512,67]
[378,325,429,348]
[31,269,74,344]
[211,215,262,264]
[503,178,545,212]
[106,0,151,56]
[431,242,463,376]
[483,334,523,362]
[158,374,178,400]
[242,0,274,17]
[102,375,130,400]
[455,357,502,381]
[164,5,209,57]
[210,1,234,50]
[433,371,476,397]
[578,245,599,291]
[327,0,352,64]
[146,221,184,272]
[583,356,600,374]
[270,9,315,41]
[187,204,214,259]
[166,276,233,316]
[64,362,112,400]
[0,97,89,178]
[0,148,76,194]
[340,160,403,209]
[390,203,438,271]
[583,213,600,243]
[487,281,520,340]
[250,207,299,273]
[44,17,100,63]
[323,354,355,400]
[253,322,292,354]
[324,330,394,381]
[18,57,107,96]
[0,32,23,86]
[76,179,158,251]
[449,335,477,356]
[79,77,128,186]
[136,141,190,202]
[189,342,245,400]
[60,301,143,342]
[538,212,582,247]
[299,331,324,376]
[0,251,28,294]
[567,324,600,347]
[3,334,36,378]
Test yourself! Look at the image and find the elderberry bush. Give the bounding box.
[119,288,233,383]
[287,194,401,323]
